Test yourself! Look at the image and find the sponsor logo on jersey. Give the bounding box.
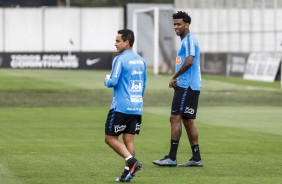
[129,60,144,65]
[114,125,126,133]
[129,80,143,92]
[184,107,195,114]
[176,56,181,65]
[132,70,143,75]
[130,95,143,102]
[127,107,142,112]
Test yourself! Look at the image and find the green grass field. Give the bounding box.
[0,69,282,184]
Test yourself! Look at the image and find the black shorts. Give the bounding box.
[171,86,200,119]
[105,109,142,136]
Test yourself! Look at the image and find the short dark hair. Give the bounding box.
[172,11,191,24]
[117,29,135,47]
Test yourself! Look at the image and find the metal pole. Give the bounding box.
[261,0,265,52]
[274,0,277,52]
[79,8,82,51]
[154,7,159,75]
[227,0,231,52]
[249,0,253,52]
[209,0,213,51]
[66,0,70,7]
[2,8,5,52]
[132,11,138,52]
[238,0,242,52]
[42,7,45,52]
[216,0,220,51]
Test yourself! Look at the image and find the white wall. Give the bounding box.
[81,8,124,51]
[188,8,282,52]
[44,8,81,52]
[0,7,124,52]
[2,4,281,53]
[4,8,43,52]
[175,1,282,53]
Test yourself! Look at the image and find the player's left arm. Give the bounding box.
[104,58,122,88]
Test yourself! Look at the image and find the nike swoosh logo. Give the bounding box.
[86,58,101,66]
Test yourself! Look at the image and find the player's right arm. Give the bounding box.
[169,35,196,88]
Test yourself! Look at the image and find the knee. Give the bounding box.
[170,115,181,124]
[123,134,134,145]
[104,136,110,145]
[169,115,174,123]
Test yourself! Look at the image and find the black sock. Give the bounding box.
[168,140,179,161]
[191,144,201,161]
[127,157,137,167]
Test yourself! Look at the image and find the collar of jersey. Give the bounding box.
[122,49,133,55]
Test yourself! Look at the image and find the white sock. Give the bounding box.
[125,156,133,161]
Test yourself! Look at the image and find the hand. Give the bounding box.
[104,78,107,86]
[169,78,177,88]
[104,74,110,85]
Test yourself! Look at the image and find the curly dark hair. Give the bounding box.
[117,29,135,47]
[172,11,191,24]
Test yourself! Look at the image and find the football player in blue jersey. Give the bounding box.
[153,11,203,167]
[104,29,146,182]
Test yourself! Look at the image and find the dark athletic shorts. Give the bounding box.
[171,86,200,119]
[105,109,142,136]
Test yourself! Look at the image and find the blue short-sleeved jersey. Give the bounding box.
[175,33,201,90]
[104,50,146,115]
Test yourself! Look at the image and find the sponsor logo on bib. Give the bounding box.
[176,56,181,65]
